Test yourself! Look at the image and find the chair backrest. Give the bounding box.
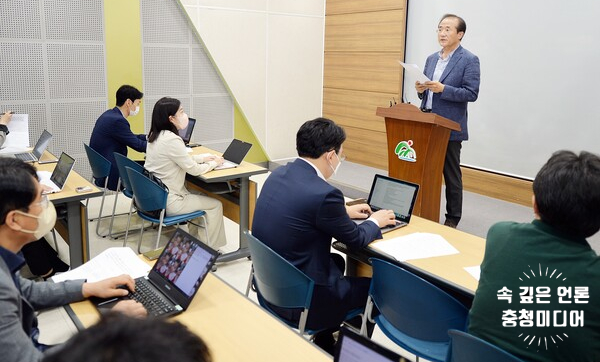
[83,143,111,180]
[446,330,524,362]
[113,153,144,193]
[125,167,168,215]
[246,232,314,310]
[370,258,469,342]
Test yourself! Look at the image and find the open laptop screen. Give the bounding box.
[335,327,405,362]
[178,117,196,144]
[50,152,75,189]
[32,130,53,159]
[368,175,419,221]
[151,229,217,303]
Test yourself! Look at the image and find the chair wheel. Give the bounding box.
[247,255,252,261]
[211,265,217,272]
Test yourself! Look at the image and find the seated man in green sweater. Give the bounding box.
[469,150,600,362]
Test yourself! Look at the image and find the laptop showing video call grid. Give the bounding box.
[355,174,420,232]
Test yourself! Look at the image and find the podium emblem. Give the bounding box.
[395,140,416,162]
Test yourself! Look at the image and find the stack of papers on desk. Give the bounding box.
[370,232,459,261]
[52,247,151,283]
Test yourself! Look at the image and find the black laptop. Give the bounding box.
[214,139,252,170]
[335,327,408,362]
[354,174,420,234]
[92,228,219,318]
[178,117,200,147]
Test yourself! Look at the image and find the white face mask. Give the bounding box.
[15,202,57,240]
[328,151,342,177]
[129,105,140,117]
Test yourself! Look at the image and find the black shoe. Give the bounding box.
[313,331,337,355]
[51,257,70,273]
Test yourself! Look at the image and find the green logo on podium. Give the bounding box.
[395,140,416,162]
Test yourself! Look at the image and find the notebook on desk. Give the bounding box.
[354,174,420,234]
[335,327,407,362]
[213,139,252,170]
[3,129,58,163]
[39,152,75,194]
[92,228,219,318]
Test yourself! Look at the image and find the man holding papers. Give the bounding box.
[0,158,146,362]
[252,118,396,352]
[415,14,480,228]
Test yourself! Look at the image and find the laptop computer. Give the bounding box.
[213,139,252,170]
[354,174,420,234]
[178,117,201,147]
[92,228,218,318]
[10,130,57,163]
[38,152,76,194]
[335,327,407,362]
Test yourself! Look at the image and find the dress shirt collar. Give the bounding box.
[0,245,25,276]
[298,157,326,181]
[438,46,458,61]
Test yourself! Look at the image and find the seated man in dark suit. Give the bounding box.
[90,85,147,190]
[252,118,396,351]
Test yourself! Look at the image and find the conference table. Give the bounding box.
[36,157,102,268]
[335,215,485,304]
[185,146,268,263]
[68,271,331,362]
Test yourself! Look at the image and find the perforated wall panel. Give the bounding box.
[44,1,104,41]
[0,43,46,101]
[141,0,234,145]
[0,0,42,39]
[141,0,189,44]
[143,47,190,96]
[193,96,234,142]
[192,45,228,95]
[0,0,106,181]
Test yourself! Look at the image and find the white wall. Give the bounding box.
[180,0,325,160]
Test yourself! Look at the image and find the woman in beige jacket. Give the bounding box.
[144,97,227,250]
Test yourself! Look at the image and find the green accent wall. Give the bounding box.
[234,107,268,163]
[104,0,145,160]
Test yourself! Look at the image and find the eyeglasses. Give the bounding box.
[36,194,49,209]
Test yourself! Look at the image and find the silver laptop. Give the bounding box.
[335,327,407,362]
[39,152,76,194]
[214,139,252,170]
[10,130,57,163]
[92,228,219,318]
[354,174,420,234]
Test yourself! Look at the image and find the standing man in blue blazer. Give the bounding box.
[416,14,480,228]
[252,118,396,352]
[90,85,147,190]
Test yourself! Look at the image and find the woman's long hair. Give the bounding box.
[148,97,180,143]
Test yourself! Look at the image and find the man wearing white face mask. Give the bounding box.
[252,118,397,353]
[0,158,147,362]
[90,85,147,190]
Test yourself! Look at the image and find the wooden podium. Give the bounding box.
[376,104,460,222]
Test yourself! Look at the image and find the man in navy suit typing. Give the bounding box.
[252,118,396,351]
[416,14,480,228]
[90,85,147,190]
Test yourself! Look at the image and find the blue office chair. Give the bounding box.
[361,259,469,362]
[83,143,112,237]
[446,330,524,362]
[245,232,362,336]
[124,167,210,253]
[110,153,144,240]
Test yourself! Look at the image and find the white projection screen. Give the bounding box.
[403,0,599,179]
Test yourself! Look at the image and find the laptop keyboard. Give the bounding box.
[14,152,36,162]
[128,279,177,317]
